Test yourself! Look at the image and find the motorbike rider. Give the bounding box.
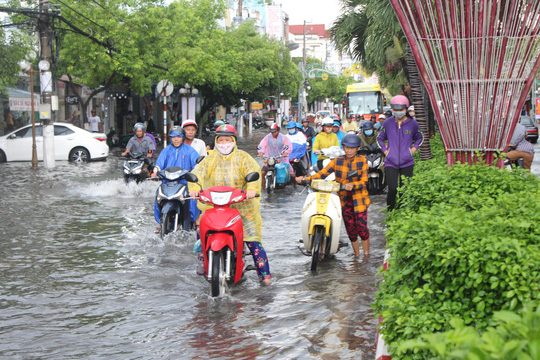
[359,121,378,147]
[300,118,317,148]
[407,106,415,119]
[332,120,346,147]
[377,95,424,211]
[182,119,207,157]
[312,117,340,169]
[257,123,294,188]
[343,116,359,133]
[297,134,370,257]
[285,121,308,178]
[188,125,271,286]
[121,123,156,170]
[151,126,200,233]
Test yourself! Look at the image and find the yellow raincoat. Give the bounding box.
[188,142,262,243]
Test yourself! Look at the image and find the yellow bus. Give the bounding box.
[345,83,385,121]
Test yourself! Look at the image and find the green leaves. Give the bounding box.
[374,148,540,359]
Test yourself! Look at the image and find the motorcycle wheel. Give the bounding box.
[211,251,228,297]
[368,177,378,195]
[161,211,177,239]
[311,226,324,272]
[266,173,274,194]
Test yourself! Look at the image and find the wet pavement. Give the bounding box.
[0,129,388,359]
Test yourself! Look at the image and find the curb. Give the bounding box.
[375,248,392,360]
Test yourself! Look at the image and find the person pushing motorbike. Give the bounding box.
[189,125,271,286]
[151,126,200,233]
[285,121,308,178]
[297,134,371,257]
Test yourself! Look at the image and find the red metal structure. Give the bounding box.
[389,0,540,165]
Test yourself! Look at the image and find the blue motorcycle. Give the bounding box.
[154,166,194,238]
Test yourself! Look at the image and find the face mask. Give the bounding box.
[288,129,296,135]
[216,142,235,155]
[364,130,373,136]
[392,110,406,119]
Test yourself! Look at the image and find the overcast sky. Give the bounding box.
[278,0,343,28]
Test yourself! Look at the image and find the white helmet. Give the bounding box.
[322,117,334,127]
[408,106,415,112]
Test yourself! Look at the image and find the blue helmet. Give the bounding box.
[333,120,341,127]
[374,122,381,130]
[361,121,374,130]
[342,134,362,148]
[296,122,303,129]
[286,121,297,129]
[168,125,185,138]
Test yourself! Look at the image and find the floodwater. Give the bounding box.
[1,129,390,359]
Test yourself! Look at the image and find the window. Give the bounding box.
[12,126,42,138]
[54,125,75,136]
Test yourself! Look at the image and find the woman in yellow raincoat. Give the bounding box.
[189,125,271,285]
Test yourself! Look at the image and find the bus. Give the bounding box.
[345,83,385,121]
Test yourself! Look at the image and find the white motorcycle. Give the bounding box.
[300,170,358,271]
[309,146,345,181]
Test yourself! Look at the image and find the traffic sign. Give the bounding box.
[157,79,174,96]
[343,68,352,77]
[322,73,329,81]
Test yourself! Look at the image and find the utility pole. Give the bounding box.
[39,0,55,168]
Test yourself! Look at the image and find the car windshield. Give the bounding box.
[348,91,382,115]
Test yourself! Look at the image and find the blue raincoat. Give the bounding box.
[154,143,200,224]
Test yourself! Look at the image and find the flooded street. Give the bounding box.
[2,129,392,359]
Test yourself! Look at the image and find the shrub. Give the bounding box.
[398,303,540,359]
[374,163,540,359]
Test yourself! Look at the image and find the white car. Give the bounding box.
[0,123,109,162]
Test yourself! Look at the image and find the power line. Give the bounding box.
[55,0,105,30]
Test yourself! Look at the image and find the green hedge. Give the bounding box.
[398,303,540,359]
[373,160,540,359]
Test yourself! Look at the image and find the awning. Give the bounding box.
[7,88,40,112]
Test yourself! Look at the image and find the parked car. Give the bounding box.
[519,116,538,144]
[0,123,109,163]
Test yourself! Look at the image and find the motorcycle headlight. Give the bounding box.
[267,157,276,166]
[311,179,340,193]
[210,191,232,206]
[200,194,211,203]
[164,169,183,180]
[157,187,165,203]
[368,160,373,168]
[373,158,381,167]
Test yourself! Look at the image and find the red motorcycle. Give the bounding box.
[186,171,260,297]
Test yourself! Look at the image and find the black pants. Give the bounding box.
[385,165,414,211]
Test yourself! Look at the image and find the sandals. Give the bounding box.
[155,226,161,234]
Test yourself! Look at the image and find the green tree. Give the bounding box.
[0,27,33,93]
[166,16,300,127]
[53,0,171,122]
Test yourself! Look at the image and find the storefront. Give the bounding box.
[1,88,40,136]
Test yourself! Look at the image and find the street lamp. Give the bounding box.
[179,83,198,123]
[300,21,315,119]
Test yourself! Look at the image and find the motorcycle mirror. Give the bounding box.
[346,170,358,178]
[195,156,205,164]
[184,172,198,183]
[245,172,260,183]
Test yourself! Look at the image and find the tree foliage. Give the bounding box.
[0,27,33,93]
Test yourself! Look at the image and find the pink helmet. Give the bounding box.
[390,95,410,110]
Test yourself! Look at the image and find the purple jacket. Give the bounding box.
[377,116,424,169]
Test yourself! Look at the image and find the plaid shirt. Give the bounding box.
[307,155,370,213]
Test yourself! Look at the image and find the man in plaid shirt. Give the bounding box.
[297,134,371,257]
